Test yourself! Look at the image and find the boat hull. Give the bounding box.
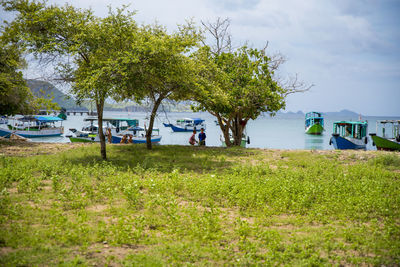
[305,124,324,135]
[170,124,204,132]
[0,127,63,138]
[69,136,98,143]
[112,135,162,144]
[370,135,400,151]
[330,135,366,150]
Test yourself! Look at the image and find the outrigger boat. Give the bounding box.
[0,115,64,138]
[369,120,400,151]
[163,118,206,132]
[67,117,139,143]
[305,112,324,135]
[329,121,368,150]
[111,126,162,144]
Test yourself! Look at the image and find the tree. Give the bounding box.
[193,18,311,146]
[0,43,58,115]
[1,0,138,159]
[115,24,200,149]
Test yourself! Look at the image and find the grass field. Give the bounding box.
[0,141,399,266]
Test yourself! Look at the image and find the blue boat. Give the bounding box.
[329,121,368,150]
[112,126,162,144]
[0,116,64,138]
[165,118,206,132]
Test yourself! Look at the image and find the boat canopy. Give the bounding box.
[84,117,139,127]
[18,116,63,122]
[377,120,400,124]
[333,121,368,139]
[181,118,204,125]
[305,112,322,118]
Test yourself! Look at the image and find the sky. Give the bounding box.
[1,0,399,116]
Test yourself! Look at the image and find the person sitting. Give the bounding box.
[189,129,197,145]
[198,128,206,146]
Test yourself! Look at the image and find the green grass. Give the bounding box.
[0,144,399,266]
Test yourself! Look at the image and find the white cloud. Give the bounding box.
[1,0,399,115]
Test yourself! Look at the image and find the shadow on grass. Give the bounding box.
[62,144,251,173]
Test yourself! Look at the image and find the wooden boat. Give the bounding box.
[164,118,206,132]
[0,116,64,138]
[67,117,139,143]
[111,126,162,144]
[305,112,324,135]
[369,120,400,151]
[329,121,368,150]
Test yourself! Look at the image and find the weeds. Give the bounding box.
[0,143,399,265]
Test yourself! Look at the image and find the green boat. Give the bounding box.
[305,112,324,135]
[369,120,400,151]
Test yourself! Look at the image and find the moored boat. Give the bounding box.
[112,126,162,144]
[164,118,206,132]
[329,121,368,150]
[305,112,324,135]
[369,120,400,151]
[67,117,139,143]
[0,116,8,125]
[0,116,64,138]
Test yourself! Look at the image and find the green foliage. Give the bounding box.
[192,45,289,146]
[0,144,399,265]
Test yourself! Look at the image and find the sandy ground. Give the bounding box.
[0,139,90,157]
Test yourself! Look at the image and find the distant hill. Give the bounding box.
[26,79,86,110]
[324,109,360,117]
[26,79,192,112]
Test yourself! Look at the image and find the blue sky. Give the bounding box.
[1,0,399,115]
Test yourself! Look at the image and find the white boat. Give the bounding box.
[0,116,64,138]
[0,116,8,125]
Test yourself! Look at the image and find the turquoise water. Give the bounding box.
[24,111,400,150]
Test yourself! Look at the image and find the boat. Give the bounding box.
[164,118,206,132]
[221,133,250,148]
[369,120,400,151]
[67,117,139,143]
[0,116,8,124]
[0,115,64,138]
[329,121,368,150]
[305,112,324,135]
[111,126,162,144]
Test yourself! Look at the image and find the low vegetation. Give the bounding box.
[0,142,399,265]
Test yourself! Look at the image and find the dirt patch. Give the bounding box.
[85,243,149,265]
[87,204,109,212]
[0,140,89,157]
[0,247,15,255]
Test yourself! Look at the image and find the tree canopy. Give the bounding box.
[192,18,310,146]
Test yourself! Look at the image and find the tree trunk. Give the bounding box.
[146,96,164,150]
[217,115,232,147]
[96,100,106,160]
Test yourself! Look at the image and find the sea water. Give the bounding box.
[25,111,400,150]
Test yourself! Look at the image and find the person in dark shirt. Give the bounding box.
[198,128,206,146]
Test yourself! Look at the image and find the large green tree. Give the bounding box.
[0,43,58,115]
[193,18,310,146]
[1,0,139,159]
[115,24,200,149]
